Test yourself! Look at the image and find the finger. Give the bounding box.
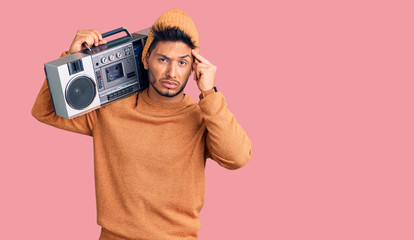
[88,31,100,46]
[91,30,104,46]
[84,34,96,47]
[194,63,214,75]
[98,39,108,45]
[193,70,199,81]
[70,30,98,53]
[193,65,201,81]
[85,31,107,46]
[194,62,210,69]
[91,29,103,41]
[78,30,99,46]
[192,49,212,65]
[75,32,94,46]
[77,34,106,50]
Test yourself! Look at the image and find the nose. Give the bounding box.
[166,62,178,79]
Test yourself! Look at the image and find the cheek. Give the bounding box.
[148,69,156,83]
[180,66,192,77]
[148,63,163,79]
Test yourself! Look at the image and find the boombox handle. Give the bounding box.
[102,27,132,41]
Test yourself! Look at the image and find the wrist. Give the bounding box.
[199,86,217,99]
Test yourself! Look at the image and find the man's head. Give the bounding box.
[142,9,199,102]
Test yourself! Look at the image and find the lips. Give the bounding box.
[160,79,179,89]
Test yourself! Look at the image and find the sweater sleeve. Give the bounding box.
[31,52,98,136]
[199,92,252,170]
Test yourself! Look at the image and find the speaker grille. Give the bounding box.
[65,76,96,110]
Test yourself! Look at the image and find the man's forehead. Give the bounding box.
[152,41,192,58]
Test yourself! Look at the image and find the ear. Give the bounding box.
[143,54,149,70]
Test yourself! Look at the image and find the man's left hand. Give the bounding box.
[192,49,217,92]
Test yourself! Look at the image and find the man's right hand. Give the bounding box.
[68,29,108,54]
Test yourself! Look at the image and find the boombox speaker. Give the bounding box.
[44,27,149,119]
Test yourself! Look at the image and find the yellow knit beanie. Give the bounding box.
[142,9,199,62]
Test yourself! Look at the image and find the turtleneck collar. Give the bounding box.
[139,88,194,110]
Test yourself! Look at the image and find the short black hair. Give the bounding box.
[147,24,196,56]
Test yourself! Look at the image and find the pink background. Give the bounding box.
[1,0,413,239]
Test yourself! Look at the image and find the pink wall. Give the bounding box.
[1,0,413,239]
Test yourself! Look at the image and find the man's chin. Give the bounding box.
[153,86,183,98]
[161,91,180,98]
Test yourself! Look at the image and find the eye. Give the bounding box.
[179,60,187,66]
[159,58,168,63]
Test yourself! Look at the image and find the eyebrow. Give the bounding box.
[156,54,191,59]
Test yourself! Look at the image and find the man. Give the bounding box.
[32,9,252,240]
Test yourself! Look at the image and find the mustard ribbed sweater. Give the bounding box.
[32,70,252,239]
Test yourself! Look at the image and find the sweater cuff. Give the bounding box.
[199,88,216,100]
[198,91,225,116]
[60,51,69,58]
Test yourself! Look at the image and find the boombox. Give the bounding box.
[44,27,149,119]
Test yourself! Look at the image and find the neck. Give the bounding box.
[147,86,185,103]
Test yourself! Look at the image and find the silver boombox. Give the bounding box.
[44,27,149,119]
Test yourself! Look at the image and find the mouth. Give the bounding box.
[160,79,179,89]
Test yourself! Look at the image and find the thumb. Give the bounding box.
[192,62,199,80]
[98,39,107,45]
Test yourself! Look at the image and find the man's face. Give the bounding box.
[143,41,193,99]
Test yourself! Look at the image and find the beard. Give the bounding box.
[148,69,190,98]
